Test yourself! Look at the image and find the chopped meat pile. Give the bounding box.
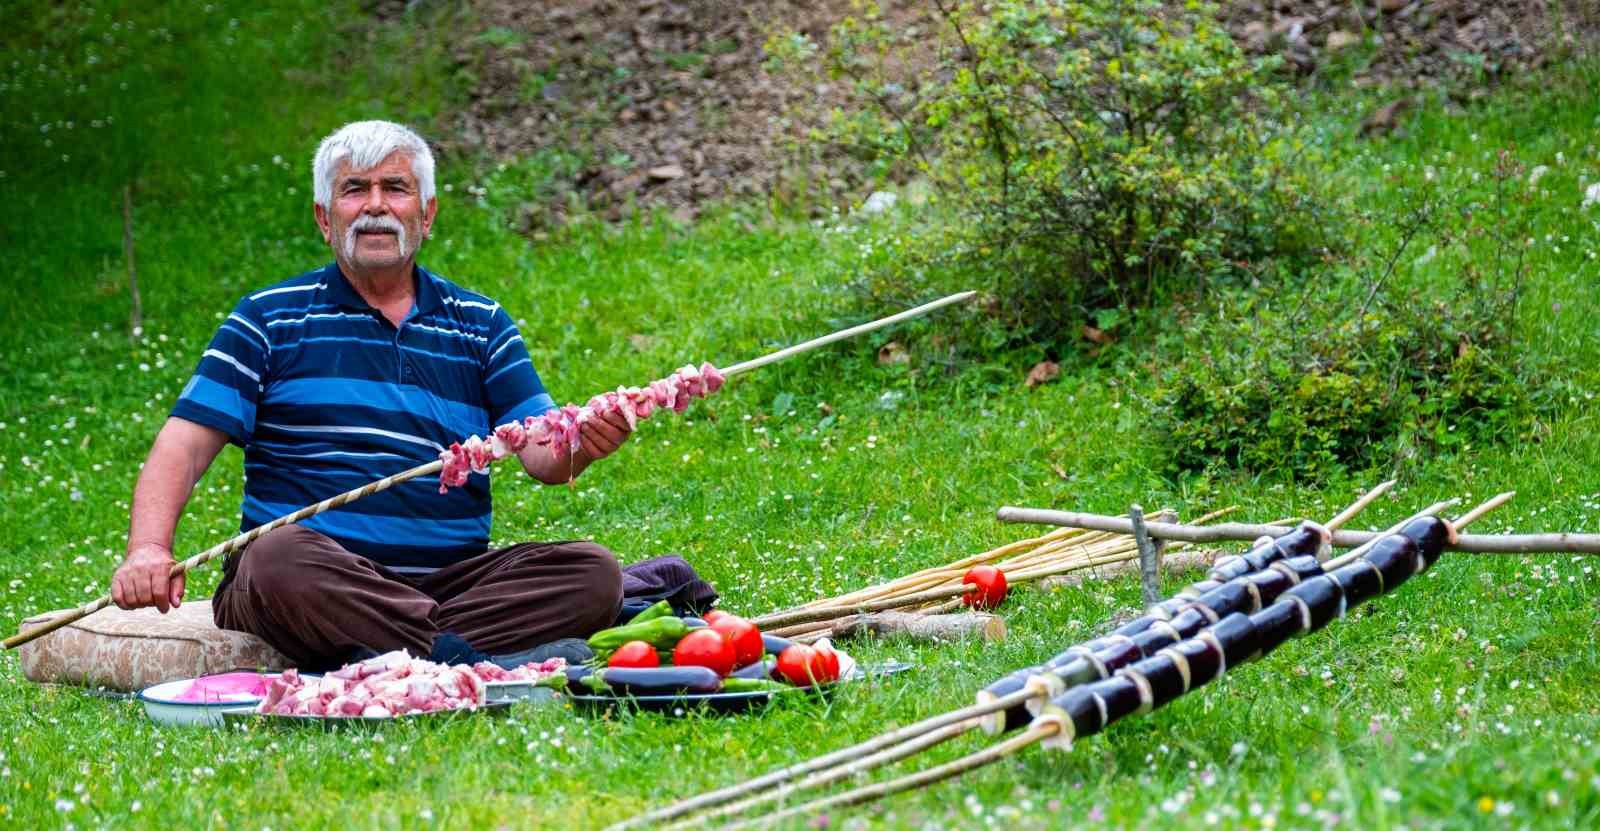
[255,650,564,718]
[469,658,567,683]
[437,361,726,493]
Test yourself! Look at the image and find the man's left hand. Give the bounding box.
[578,408,632,462]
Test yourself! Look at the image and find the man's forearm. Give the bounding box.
[518,443,596,485]
[127,419,227,554]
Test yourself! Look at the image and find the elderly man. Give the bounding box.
[110,121,632,669]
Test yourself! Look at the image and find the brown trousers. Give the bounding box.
[213,525,623,668]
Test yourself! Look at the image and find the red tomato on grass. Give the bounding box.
[962,565,1008,609]
[811,642,842,683]
[775,644,818,686]
[672,628,737,676]
[776,643,841,686]
[709,615,764,668]
[702,609,731,625]
[608,640,661,669]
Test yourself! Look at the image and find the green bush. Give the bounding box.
[768,0,1329,341]
[1152,147,1552,481]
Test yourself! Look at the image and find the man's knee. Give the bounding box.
[234,525,341,596]
[563,542,623,628]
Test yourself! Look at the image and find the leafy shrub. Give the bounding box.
[1152,147,1552,480]
[768,0,1330,342]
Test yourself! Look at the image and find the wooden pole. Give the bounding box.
[1128,504,1161,606]
[995,505,1595,554]
[123,183,142,338]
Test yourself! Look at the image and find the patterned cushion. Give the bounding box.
[17,599,289,692]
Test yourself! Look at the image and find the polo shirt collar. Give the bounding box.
[322,262,443,317]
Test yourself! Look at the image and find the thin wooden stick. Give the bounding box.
[1326,479,1396,529]
[720,291,975,376]
[1325,492,1510,569]
[8,293,978,652]
[4,458,443,650]
[673,721,977,829]
[717,725,1057,831]
[1451,491,1516,530]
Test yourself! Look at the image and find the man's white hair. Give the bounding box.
[311,120,436,210]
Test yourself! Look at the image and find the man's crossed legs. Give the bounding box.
[213,525,623,669]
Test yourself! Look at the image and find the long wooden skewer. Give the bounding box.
[996,498,1592,553]
[717,494,1511,830]
[618,483,1393,831]
[4,292,977,652]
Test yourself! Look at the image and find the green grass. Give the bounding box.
[2,2,1600,828]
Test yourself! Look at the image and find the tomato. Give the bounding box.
[702,609,731,625]
[671,628,737,676]
[709,615,765,668]
[810,642,842,684]
[607,640,661,669]
[962,564,1008,610]
[775,644,819,686]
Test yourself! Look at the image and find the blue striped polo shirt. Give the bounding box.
[172,262,556,573]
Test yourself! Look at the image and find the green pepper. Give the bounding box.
[720,678,791,694]
[587,616,692,654]
[629,600,673,625]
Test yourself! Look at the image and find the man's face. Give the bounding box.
[314,151,437,273]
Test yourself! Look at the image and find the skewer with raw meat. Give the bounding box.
[435,362,726,492]
[3,291,977,651]
[706,495,1509,831]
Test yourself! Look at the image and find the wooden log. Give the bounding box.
[825,611,1007,644]
[995,506,1600,554]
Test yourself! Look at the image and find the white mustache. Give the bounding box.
[343,214,410,261]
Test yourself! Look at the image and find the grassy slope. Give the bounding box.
[1,2,1599,828]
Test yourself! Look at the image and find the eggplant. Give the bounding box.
[731,658,777,681]
[681,616,709,628]
[762,634,796,656]
[591,666,724,697]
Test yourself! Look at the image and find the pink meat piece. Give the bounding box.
[261,677,290,711]
[491,420,529,456]
[700,362,725,393]
[677,364,705,398]
[434,361,728,492]
[361,703,392,718]
[472,662,511,682]
[437,442,472,493]
[462,435,493,473]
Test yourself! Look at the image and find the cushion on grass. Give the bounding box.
[17,599,289,692]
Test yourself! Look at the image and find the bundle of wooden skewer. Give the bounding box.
[612,484,1534,831]
[750,508,1239,644]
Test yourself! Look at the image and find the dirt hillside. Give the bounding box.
[438,0,1597,224]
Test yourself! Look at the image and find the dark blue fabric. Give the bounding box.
[614,555,720,624]
[172,263,556,570]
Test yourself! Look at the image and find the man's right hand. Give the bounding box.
[112,543,185,613]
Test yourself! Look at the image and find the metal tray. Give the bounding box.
[221,700,515,729]
[567,661,915,717]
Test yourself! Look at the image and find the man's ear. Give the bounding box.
[313,202,333,246]
[422,196,438,239]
